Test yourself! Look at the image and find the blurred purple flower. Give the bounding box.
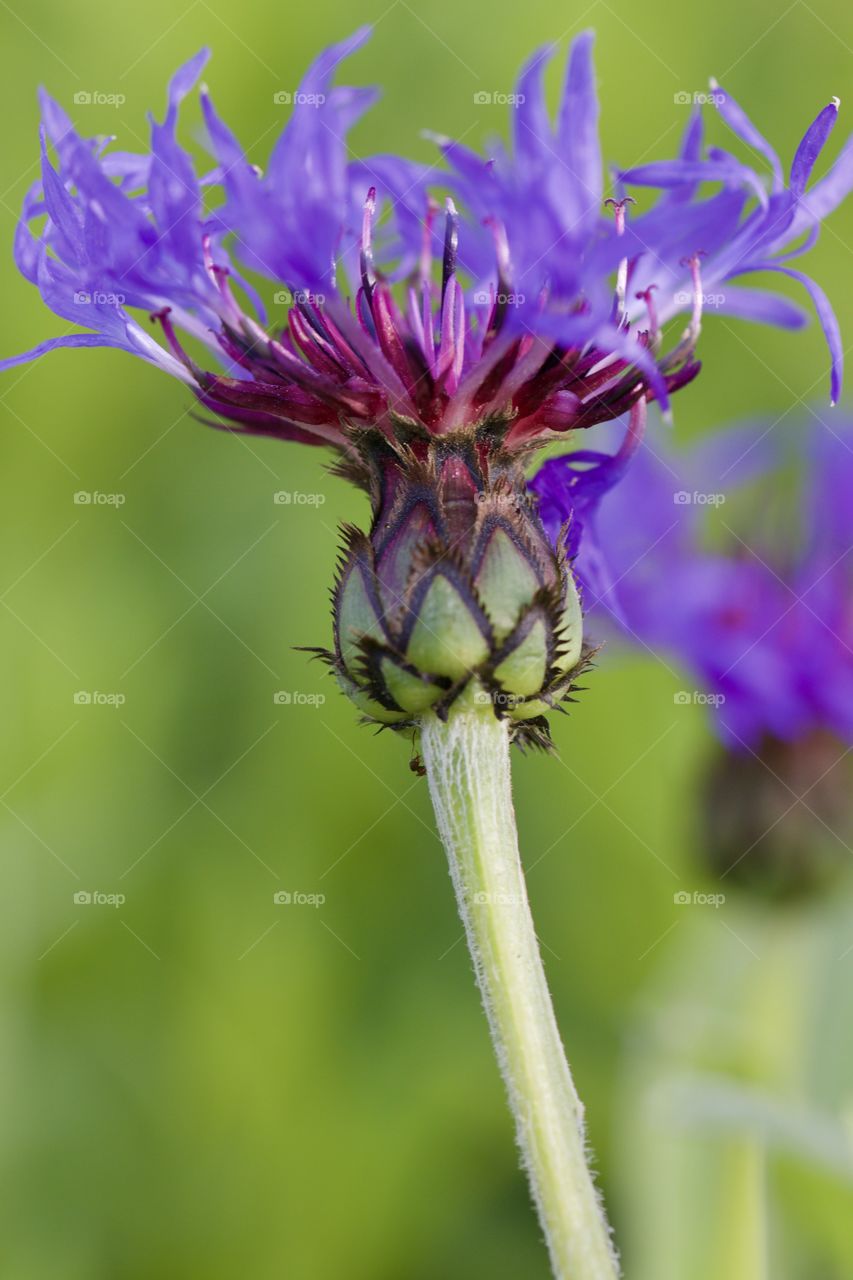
[2,30,850,455]
[533,413,853,749]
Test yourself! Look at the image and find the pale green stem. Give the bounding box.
[420,688,620,1280]
[715,1140,768,1279]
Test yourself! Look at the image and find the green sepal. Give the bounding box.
[493,617,549,697]
[405,571,491,679]
[552,570,583,675]
[473,524,541,641]
[380,656,446,714]
[337,559,384,674]
[335,671,409,725]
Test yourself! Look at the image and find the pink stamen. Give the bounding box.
[605,197,636,326]
[360,187,377,298]
[419,198,438,287]
[441,198,459,304]
[604,196,635,237]
[680,251,706,351]
[151,307,201,376]
[636,285,661,352]
[435,276,458,385]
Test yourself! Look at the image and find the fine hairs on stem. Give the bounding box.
[421,686,619,1280]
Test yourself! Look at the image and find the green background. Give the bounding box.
[0,0,851,1275]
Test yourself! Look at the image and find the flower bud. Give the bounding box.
[703,731,853,901]
[322,422,587,748]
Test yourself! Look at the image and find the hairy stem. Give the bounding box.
[420,689,619,1280]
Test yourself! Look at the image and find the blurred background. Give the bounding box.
[0,0,851,1275]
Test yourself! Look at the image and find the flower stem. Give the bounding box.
[420,687,620,1280]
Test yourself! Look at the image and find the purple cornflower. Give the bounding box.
[534,413,853,751]
[3,29,852,743]
[3,29,850,452]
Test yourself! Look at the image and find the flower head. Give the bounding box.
[4,30,850,453]
[4,32,852,742]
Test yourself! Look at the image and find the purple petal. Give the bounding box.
[622,156,768,209]
[788,130,853,237]
[661,106,704,206]
[38,131,85,262]
[100,150,152,188]
[164,48,209,122]
[512,45,555,176]
[36,89,75,159]
[714,285,809,329]
[200,91,254,183]
[148,54,210,271]
[266,26,373,189]
[0,332,128,370]
[300,25,372,94]
[556,30,601,226]
[13,183,45,283]
[710,78,784,190]
[758,262,842,403]
[790,98,839,197]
